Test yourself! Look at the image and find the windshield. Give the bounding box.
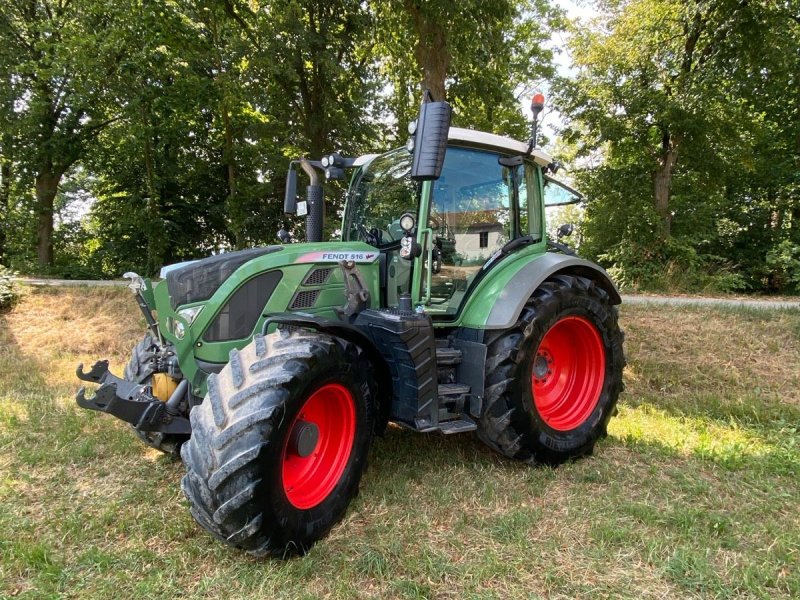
[342,149,419,246]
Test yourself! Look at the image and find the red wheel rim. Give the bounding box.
[281,383,356,510]
[531,316,606,431]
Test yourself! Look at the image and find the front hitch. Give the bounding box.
[76,361,191,435]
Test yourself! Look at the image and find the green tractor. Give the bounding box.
[76,95,624,557]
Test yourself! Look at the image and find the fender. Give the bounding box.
[460,252,621,330]
[261,313,393,434]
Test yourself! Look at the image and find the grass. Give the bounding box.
[1,286,798,599]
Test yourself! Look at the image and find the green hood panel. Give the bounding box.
[153,242,382,396]
[165,246,283,309]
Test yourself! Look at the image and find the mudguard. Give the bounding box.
[461,252,621,330]
[261,313,393,434]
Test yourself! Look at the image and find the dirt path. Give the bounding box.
[621,294,798,310]
[15,278,129,287]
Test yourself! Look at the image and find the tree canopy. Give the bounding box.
[554,0,800,292]
[0,0,797,294]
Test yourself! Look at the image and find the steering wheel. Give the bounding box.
[356,223,379,246]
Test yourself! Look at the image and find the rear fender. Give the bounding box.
[461,252,621,330]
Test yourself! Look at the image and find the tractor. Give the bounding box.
[76,94,624,557]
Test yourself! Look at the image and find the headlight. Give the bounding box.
[399,212,416,233]
[171,305,203,339]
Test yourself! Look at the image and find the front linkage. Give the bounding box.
[76,360,191,435]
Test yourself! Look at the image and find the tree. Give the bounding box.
[250,0,381,241]
[377,0,560,140]
[557,0,772,238]
[0,70,14,264]
[0,1,128,266]
[554,0,800,292]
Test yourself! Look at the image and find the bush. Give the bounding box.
[599,238,748,294]
[0,265,20,312]
[766,240,800,294]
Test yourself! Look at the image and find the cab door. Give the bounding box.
[415,146,542,317]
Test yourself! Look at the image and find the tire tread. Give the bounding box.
[477,275,625,464]
[181,331,375,557]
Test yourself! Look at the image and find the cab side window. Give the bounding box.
[424,147,534,315]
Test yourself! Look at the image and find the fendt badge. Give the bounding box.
[296,251,380,264]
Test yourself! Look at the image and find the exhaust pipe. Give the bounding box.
[299,158,324,243]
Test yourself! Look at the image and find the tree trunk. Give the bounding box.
[295,6,327,161]
[404,1,450,101]
[792,133,800,244]
[790,203,800,243]
[0,152,10,264]
[652,130,680,238]
[221,107,244,249]
[141,106,167,274]
[35,169,60,266]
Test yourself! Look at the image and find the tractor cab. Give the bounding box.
[340,128,562,317]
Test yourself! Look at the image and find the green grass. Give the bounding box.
[1,287,799,599]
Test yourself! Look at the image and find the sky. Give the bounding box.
[530,0,597,148]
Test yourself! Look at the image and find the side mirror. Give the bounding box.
[557,223,574,238]
[284,166,298,214]
[409,91,452,181]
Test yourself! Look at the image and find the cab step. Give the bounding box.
[435,346,463,366]
[438,417,477,434]
[437,382,470,397]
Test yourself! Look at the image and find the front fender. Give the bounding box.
[459,252,621,330]
[262,313,393,435]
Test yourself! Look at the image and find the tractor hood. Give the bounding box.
[163,246,284,309]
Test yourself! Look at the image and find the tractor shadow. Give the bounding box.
[363,423,539,505]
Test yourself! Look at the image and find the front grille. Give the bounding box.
[289,289,320,310]
[202,270,283,342]
[303,267,334,286]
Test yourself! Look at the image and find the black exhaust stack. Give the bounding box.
[299,158,324,242]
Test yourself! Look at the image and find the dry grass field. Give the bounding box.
[1,286,798,599]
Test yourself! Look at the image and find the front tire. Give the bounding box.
[478,274,624,464]
[181,329,376,557]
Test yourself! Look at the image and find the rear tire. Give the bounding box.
[478,274,624,464]
[181,329,376,557]
[124,334,187,456]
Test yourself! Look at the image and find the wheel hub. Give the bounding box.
[281,383,357,510]
[533,351,553,383]
[290,420,319,458]
[531,316,606,431]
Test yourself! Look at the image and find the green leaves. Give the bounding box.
[376,0,560,141]
[554,0,800,293]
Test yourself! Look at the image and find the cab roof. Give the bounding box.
[352,128,554,168]
[448,127,553,167]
